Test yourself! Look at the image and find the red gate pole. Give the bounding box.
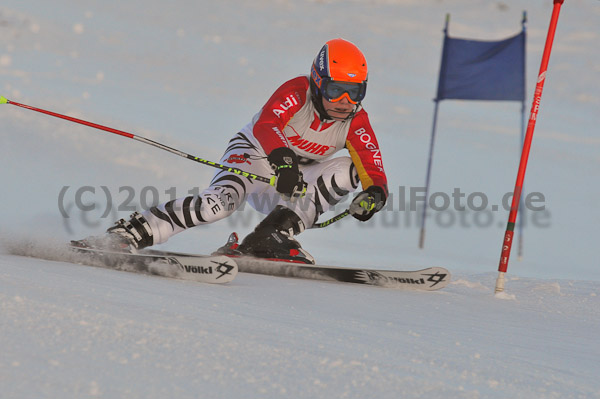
[495,0,565,294]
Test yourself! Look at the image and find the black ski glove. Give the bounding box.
[267,147,307,201]
[349,186,386,222]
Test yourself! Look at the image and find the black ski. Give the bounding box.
[231,256,450,290]
[69,246,449,289]
[70,246,238,284]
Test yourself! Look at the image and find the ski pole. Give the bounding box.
[313,210,350,229]
[1,96,350,227]
[1,96,274,183]
[494,0,565,294]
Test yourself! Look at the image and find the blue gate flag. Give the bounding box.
[436,31,525,101]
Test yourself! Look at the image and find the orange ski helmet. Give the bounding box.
[310,38,368,106]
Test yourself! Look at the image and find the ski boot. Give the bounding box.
[215,205,315,264]
[71,212,154,252]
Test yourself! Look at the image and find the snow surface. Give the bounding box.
[2,246,599,398]
[0,245,600,398]
[1,0,600,397]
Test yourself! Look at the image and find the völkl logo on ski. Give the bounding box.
[423,271,448,287]
[211,260,237,279]
[167,257,236,278]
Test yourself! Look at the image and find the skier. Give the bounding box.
[74,38,388,264]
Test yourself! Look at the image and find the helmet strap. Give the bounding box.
[344,105,359,121]
[309,79,330,121]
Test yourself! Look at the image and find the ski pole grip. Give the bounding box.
[0,96,8,104]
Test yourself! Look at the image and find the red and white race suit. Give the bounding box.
[142,76,388,245]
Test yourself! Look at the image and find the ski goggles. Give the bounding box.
[321,80,367,104]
